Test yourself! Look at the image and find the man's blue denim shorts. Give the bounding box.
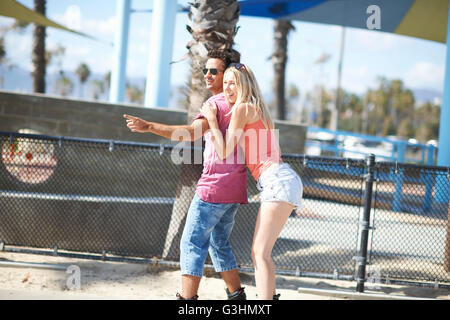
[180,194,239,277]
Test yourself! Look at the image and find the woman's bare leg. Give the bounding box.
[251,201,294,300]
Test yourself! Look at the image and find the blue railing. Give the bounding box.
[305,127,437,165]
[305,127,447,212]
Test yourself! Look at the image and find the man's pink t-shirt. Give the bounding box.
[194,93,248,204]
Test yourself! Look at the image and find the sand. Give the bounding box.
[0,251,449,300]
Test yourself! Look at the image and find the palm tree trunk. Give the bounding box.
[32,0,46,93]
[272,20,294,120]
[162,0,240,259]
[186,0,240,123]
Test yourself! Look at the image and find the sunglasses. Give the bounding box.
[202,68,221,76]
[229,63,246,71]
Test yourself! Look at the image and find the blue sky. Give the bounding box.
[1,0,447,102]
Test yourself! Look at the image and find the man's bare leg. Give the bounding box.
[181,274,201,299]
[220,268,242,293]
[182,270,241,299]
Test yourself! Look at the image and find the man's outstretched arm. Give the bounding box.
[123,114,209,141]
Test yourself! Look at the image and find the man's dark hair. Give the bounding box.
[207,48,241,69]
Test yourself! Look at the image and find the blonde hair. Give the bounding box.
[224,65,274,129]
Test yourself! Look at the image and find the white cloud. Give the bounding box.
[404,62,445,89]
[339,65,371,94]
[351,28,413,52]
[51,5,82,31]
[129,42,149,56]
[127,56,148,78]
[0,15,15,26]
[46,6,116,75]
[65,5,82,31]
[83,16,116,38]
[132,27,151,40]
[4,33,32,70]
[51,6,116,39]
[345,65,369,80]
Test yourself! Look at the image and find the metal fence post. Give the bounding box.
[392,164,404,212]
[444,199,450,272]
[355,154,375,293]
[427,145,435,165]
[423,169,434,212]
[392,142,406,212]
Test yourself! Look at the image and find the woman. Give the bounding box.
[200,63,303,300]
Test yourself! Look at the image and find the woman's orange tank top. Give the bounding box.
[239,118,282,180]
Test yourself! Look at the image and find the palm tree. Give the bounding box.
[75,62,91,98]
[125,83,144,104]
[0,36,5,61]
[103,71,111,97]
[162,0,241,259]
[0,37,6,88]
[44,44,66,96]
[54,71,73,97]
[271,19,295,120]
[32,0,46,93]
[287,83,300,121]
[185,0,240,123]
[91,79,105,100]
[45,44,65,71]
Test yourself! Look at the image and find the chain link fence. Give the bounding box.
[0,132,449,288]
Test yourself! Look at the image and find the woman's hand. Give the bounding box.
[200,101,218,122]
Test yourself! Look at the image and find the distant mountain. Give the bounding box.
[0,66,182,107]
[1,66,85,97]
[1,66,33,92]
[411,88,442,106]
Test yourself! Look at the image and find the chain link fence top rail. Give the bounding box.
[0,132,449,285]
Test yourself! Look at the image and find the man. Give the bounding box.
[123,49,247,300]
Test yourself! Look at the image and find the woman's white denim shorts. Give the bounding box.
[256,163,303,209]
